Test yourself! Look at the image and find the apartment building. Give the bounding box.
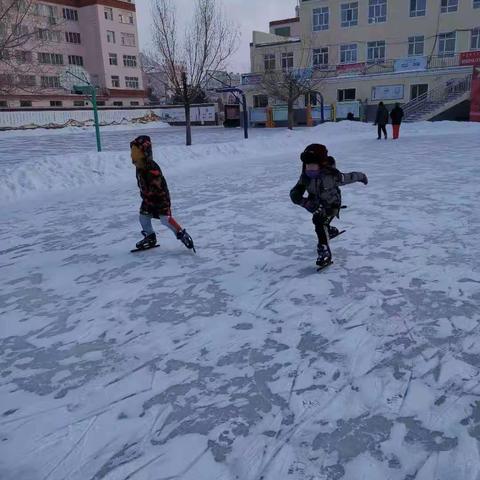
[247,0,480,121]
[0,0,145,108]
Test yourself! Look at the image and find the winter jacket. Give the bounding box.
[375,105,389,126]
[136,161,172,217]
[290,167,366,212]
[390,106,404,125]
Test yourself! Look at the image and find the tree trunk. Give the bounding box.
[287,100,294,130]
[185,101,192,146]
[182,71,192,146]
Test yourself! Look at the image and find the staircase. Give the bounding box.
[403,74,472,122]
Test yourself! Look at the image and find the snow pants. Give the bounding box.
[392,124,401,139]
[312,208,338,246]
[140,214,182,236]
[377,124,387,139]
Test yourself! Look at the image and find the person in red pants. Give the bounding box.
[390,103,404,140]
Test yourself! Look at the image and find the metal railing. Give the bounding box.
[403,73,472,120]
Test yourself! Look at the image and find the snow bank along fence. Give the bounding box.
[0,104,218,130]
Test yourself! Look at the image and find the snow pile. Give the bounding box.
[0,121,478,203]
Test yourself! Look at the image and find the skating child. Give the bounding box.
[130,135,195,252]
[290,144,368,268]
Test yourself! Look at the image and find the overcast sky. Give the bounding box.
[136,0,297,73]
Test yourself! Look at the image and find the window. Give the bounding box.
[410,0,426,16]
[18,75,36,87]
[11,24,28,36]
[313,47,329,68]
[113,101,123,106]
[441,0,458,13]
[313,7,329,31]
[367,41,386,62]
[125,76,139,88]
[119,13,134,24]
[111,75,120,88]
[104,7,113,20]
[33,3,58,18]
[68,55,83,66]
[341,3,358,27]
[20,100,32,107]
[130,101,140,106]
[50,100,63,107]
[274,26,291,37]
[15,50,32,63]
[41,76,60,88]
[411,84,428,100]
[253,94,268,108]
[438,32,456,56]
[73,100,85,107]
[408,35,424,56]
[37,28,61,42]
[121,33,136,46]
[281,52,294,72]
[0,73,13,86]
[109,53,118,65]
[107,30,116,43]
[340,43,358,63]
[65,32,81,44]
[123,55,137,67]
[0,101,7,107]
[96,101,106,106]
[62,8,78,21]
[475,0,480,8]
[472,28,480,50]
[305,92,318,106]
[0,49,10,61]
[38,52,64,65]
[369,0,387,23]
[338,88,356,102]
[264,53,275,71]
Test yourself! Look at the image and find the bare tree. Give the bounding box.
[260,45,330,130]
[0,0,66,95]
[151,0,239,145]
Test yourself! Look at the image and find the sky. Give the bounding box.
[136,0,298,73]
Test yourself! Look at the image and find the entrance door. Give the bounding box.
[410,84,428,100]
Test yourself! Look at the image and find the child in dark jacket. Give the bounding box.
[131,135,195,251]
[290,144,368,268]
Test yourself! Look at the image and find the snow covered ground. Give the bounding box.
[1,122,480,480]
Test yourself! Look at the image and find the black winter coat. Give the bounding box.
[375,105,389,126]
[390,106,404,125]
[136,161,172,217]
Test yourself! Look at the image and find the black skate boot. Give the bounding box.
[316,244,332,270]
[136,231,157,250]
[176,229,196,252]
[328,225,340,239]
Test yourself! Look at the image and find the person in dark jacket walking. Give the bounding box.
[374,102,389,140]
[390,103,404,140]
[290,144,368,268]
[131,135,195,251]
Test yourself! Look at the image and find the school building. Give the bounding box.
[244,0,480,124]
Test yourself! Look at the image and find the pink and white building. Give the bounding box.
[0,0,146,108]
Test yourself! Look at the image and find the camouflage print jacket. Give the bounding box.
[290,167,366,212]
[136,161,172,218]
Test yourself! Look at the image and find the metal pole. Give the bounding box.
[91,87,102,152]
[320,92,325,124]
[241,93,248,139]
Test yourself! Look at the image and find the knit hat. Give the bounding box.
[130,135,153,164]
[300,144,329,164]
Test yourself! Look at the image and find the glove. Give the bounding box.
[302,199,318,213]
[360,173,368,185]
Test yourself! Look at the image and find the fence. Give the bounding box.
[0,104,218,130]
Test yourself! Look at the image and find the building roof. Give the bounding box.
[269,17,300,27]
